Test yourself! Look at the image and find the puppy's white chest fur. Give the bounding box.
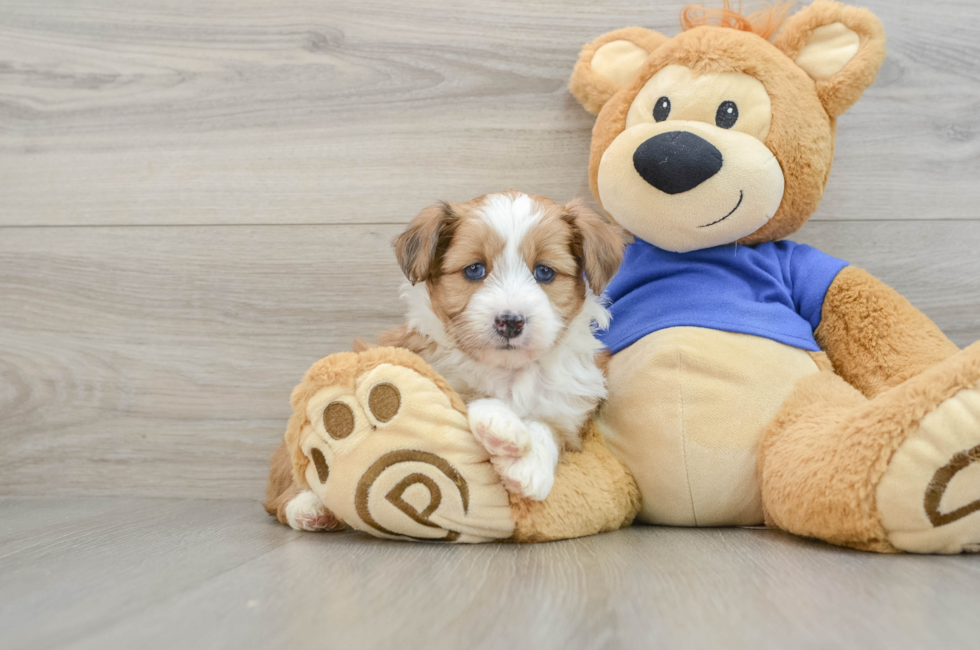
[403,283,610,501]
[405,281,609,450]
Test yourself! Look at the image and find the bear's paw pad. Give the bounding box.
[299,362,515,543]
[878,384,980,554]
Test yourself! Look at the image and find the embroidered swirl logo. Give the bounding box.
[355,450,470,542]
[924,444,980,528]
[306,378,471,541]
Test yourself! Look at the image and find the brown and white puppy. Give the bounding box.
[270,191,627,530]
[381,191,626,500]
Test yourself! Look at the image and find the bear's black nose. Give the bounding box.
[633,131,723,195]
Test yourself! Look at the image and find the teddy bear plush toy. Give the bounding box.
[266,0,980,553]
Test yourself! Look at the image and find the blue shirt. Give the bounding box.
[598,239,848,353]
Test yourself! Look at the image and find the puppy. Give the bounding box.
[265,191,626,530]
[380,191,626,500]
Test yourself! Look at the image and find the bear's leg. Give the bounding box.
[276,347,639,543]
[760,342,980,553]
[509,420,641,543]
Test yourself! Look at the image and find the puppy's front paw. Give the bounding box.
[284,490,343,532]
[491,422,559,501]
[467,398,531,457]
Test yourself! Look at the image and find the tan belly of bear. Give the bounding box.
[595,327,821,526]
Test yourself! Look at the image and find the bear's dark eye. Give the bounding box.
[463,263,486,281]
[533,265,555,283]
[653,96,671,122]
[716,101,738,129]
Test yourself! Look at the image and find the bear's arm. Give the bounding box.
[814,266,959,398]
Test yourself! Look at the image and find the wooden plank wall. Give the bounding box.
[2,0,979,498]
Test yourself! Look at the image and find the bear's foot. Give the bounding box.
[292,349,515,543]
[877,383,980,554]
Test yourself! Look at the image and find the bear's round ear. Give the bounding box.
[773,0,886,118]
[568,27,670,115]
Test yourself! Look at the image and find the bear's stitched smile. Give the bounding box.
[699,190,744,228]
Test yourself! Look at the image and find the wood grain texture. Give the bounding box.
[1,0,979,226]
[2,0,980,499]
[1,220,979,499]
[1,497,978,650]
[0,224,405,498]
[3,5,979,643]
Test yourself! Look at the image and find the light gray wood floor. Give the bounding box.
[2,497,979,650]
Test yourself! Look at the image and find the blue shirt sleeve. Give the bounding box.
[786,244,849,331]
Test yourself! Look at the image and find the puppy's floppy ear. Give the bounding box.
[773,0,886,118]
[563,199,628,295]
[569,27,670,116]
[393,202,458,284]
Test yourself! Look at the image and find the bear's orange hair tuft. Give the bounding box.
[681,1,795,41]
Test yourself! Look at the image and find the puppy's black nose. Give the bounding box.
[494,312,525,339]
[633,131,723,195]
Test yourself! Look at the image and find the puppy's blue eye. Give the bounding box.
[533,265,555,283]
[463,263,486,281]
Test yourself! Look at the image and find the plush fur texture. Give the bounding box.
[592,29,834,248]
[681,1,795,40]
[509,419,642,542]
[772,0,887,118]
[263,439,309,525]
[760,343,980,552]
[816,267,960,397]
[564,1,980,553]
[569,27,671,116]
[570,0,885,246]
